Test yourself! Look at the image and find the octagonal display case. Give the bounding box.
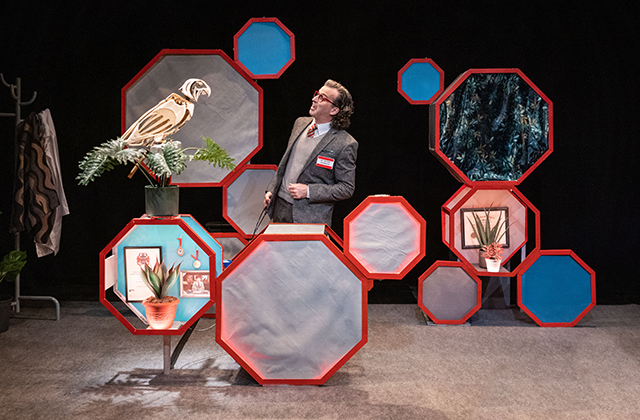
[122,49,263,187]
[344,195,426,280]
[222,164,277,238]
[216,224,368,385]
[518,250,596,327]
[100,215,223,335]
[430,68,553,185]
[234,17,295,79]
[418,261,482,325]
[442,184,540,276]
[397,58,445,105]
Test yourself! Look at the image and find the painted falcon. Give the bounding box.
[122,78,211,147]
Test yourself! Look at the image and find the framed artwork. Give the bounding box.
[460,207,510,249]
[124,246,162,301]
[180,270,211,298]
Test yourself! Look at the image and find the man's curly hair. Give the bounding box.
[325,79,354,131]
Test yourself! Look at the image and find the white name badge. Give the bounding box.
[316,156,335,169]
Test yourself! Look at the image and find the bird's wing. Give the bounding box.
[122,93,193,146]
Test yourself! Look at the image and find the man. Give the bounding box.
[264,79,357,227]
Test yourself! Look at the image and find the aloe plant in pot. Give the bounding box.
[466,204,509,269]
[140,259,182,330]
[76,137,235,216]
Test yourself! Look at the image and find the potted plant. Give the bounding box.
[140,259,182,330]
[0,249,27,333]
[466,204,509,268]
[481,241,503,273]
[76,137,235,216]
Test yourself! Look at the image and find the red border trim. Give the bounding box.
[343,195,427,280]
[121,49,264,188]
[221,164,278,238]
[443,185,541,277]
[418,260,482,324]
[517,249,596,327]
[430,68,554,186]
[99,216,216,335]
[397,58,445,105]
[215,233,368,385]
[233,17,296,80]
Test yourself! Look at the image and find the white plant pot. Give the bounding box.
[485,258,501,273]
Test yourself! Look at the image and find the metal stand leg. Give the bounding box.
[163,336,171,375]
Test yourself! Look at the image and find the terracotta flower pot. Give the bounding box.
[142,297,180,329]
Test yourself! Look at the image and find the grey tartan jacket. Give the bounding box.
[266,116,358,226]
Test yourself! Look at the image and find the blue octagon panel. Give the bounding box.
[399,59,444,104]
[113,216,222,325]
[235,18,295,79]
[519,252,595,326]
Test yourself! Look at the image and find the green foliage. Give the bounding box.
[140,259,182,299]
[467,204,508,247]
[77,136,234,187]
[0,250,27,283]
[190,137,236,170]
[76,139,145,186]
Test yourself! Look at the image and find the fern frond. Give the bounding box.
[77,138,148,186]
[191,137,236,170]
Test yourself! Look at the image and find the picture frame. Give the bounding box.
[180,270,211,298]
[460,207,510,249]
[123,246,162,301]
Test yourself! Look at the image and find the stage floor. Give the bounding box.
[1,302,639,419]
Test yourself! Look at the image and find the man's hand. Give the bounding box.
[288,183,308,200]
[264,191,273,209]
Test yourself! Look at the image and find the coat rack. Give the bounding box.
[1,73,60,321]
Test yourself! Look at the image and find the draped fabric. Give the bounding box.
[36,109,69,257]
[10,112,60,250]
[439,73,550,181]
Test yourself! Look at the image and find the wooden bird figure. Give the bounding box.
[122,78,211,147]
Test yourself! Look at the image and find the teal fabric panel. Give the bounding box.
[439,73,550,181]
[521,255,592,323]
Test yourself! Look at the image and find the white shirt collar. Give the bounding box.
[312,119,331,137]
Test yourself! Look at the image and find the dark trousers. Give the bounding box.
[273,196,294,223]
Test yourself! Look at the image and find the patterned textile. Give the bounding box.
[439,73,550,181]
[10,112,60,246]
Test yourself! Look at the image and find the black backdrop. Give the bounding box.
[1,1,638,303]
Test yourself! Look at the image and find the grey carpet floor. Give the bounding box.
[1,302,639,420]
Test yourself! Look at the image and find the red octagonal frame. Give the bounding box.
[99,216,216,336]
[430,68,554,186]
[397,58,445,105]
[121,49,263,187]
[418,260,482,325]
[222,164,278,238]
[517,249,596,327]
[216,231,368,385]
[442,184,541,277]
[344,195,427,280]
[234,17,295,79]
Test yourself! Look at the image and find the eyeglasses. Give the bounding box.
[313,90,338,107]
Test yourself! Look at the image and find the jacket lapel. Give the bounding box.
[300,128,338,174]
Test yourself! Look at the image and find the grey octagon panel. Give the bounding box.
[123,50,262,186]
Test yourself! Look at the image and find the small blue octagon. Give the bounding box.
[398,58,444,104]
[235,18,295,79]
[519,251,596,327]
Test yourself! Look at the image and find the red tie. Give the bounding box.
[307,123,317,138]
